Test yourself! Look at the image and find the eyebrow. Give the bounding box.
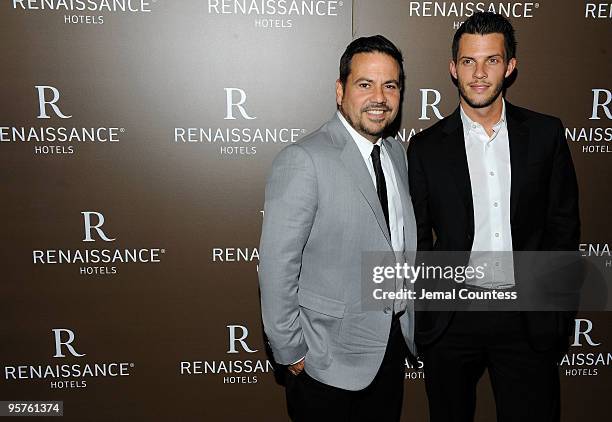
[354,78,400,85]
[459,54,504,61]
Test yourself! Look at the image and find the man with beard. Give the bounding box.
[407,12,579,422]
[259,35,417,421]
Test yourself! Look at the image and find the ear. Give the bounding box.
[505,58,517,78]
[449,60,458,79]
[336,79,344,107]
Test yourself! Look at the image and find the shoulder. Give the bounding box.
[272,142,315,171]
[272,120,338,167]
[507,103,567,152]
[294,119,343,154]
[508,103,563,129]
[408,114,455,154]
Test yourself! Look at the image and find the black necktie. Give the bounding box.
[371,144,390,233]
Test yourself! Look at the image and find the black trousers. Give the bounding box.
[286,315,408,422]
[421,311,560,422]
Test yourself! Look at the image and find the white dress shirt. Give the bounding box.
[461,101,515,288]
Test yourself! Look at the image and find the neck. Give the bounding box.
[338,109,379,143]
[460,96,503,136]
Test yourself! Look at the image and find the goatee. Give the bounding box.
[458,81,504,109]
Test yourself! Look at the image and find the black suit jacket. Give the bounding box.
[407,101,580,351]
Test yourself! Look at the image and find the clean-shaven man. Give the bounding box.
[259,35,417,421]
[407,12,580,422]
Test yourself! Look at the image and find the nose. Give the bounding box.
[473,62,487,79]
[371,84,387,104]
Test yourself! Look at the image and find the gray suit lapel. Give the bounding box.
[329,115,392,247]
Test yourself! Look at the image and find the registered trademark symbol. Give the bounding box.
[301,129,306,133]
[339,1,343,6]
[535,3,539,7]
[130,363,135,367]
[120,128,125,133]
[161,249,166,254]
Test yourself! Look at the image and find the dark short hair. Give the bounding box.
[339,35,404,89]
[452,12,517,62]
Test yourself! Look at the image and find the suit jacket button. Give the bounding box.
[384,306,391,314]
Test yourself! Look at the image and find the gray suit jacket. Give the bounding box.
[259,113,417,391]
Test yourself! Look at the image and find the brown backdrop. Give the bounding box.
[1,0,610,420]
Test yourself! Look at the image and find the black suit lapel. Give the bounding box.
[441,108,475,236]
[506,102,530,224]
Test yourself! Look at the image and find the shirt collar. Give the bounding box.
[460,99,507,140]
[337,111,383,161]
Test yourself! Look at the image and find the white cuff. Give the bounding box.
[290,356,305,365]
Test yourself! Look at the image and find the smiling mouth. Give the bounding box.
[364,109,389,117]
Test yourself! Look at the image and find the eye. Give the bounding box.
[359,83,370,88]
[385,84,398,90]
[488,58,499,64]
[462,59,473,65]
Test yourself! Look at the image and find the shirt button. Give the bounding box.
[489,171,495,176]
[493,202,499,207]
[495,233,500,238]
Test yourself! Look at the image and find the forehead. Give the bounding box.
[458,33,505,57]
[349,52,400,79]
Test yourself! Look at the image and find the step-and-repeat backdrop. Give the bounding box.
[1,1,610,420]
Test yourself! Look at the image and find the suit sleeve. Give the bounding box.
[407,137,434,251]
[258,144,317,365]
[544,119,580,250]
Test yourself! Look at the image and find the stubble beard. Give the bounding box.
[458,79,504,109]
[340,105,392,140]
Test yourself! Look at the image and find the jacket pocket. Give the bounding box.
[298,288,345,369]
[298,288,346,318]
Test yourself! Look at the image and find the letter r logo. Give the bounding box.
[572,319,601,347]
[82,211,116,242]
[227,325,258,353]
[419,89,444,121]
[52,328,86,358]
[35,85,72,119]
[224,88,256,120]
[590,89,612,120]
